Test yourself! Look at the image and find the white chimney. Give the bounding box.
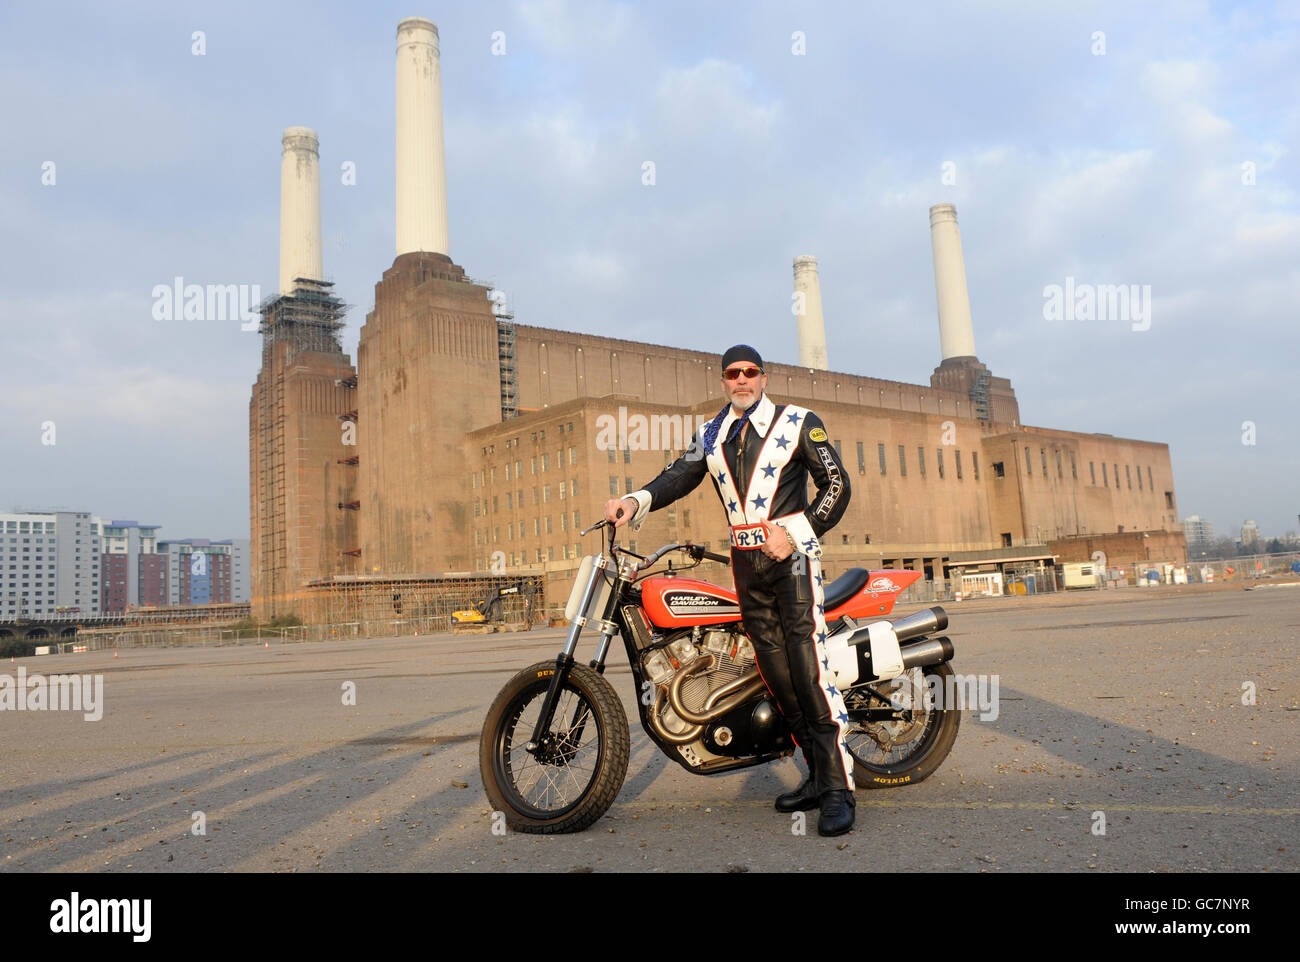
[279,126,323,295]
[395,17,450,256]
[793,255,829,370]
[928,204,978,360]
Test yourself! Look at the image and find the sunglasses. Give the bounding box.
[723,366,763,380]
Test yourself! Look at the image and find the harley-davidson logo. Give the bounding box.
[869,576,902,592]
[664,592,740,615]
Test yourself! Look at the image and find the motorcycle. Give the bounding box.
[479,520,961,834]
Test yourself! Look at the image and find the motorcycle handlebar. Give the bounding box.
[692,544,732,565]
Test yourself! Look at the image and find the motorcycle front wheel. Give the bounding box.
[842,660,961,789]
[479,660,629,834]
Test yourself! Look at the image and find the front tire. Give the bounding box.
[479,660,629,834]
[843,660,961,789]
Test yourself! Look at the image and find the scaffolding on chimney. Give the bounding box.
[258,279,346,363]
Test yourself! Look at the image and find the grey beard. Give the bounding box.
[730,391,761,414]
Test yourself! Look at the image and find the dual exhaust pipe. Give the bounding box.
[648,606,956,745]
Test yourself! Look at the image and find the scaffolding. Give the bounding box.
[970,369,991,421]
[300,572,546,634]
[254,279,349,617]
[497,312,518,421]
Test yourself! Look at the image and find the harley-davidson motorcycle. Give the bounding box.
[479,520,960,834]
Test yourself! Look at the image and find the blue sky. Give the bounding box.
[1,0,1297,542]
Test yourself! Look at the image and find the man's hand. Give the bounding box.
[760,520,794,561]
[604,497,638,528]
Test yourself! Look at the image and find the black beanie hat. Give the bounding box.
[721,344,764,371]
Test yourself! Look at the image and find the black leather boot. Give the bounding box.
[775,750,819,813]
[817,789,856,836]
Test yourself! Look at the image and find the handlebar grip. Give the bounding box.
[702,549,731,565]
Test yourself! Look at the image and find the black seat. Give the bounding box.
[822,568,871,610]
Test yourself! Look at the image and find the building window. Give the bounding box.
[505,493,513,509]
[544,485,551,503]
[542,454,549,472]
[834,440,842,459]
[569,446,577,465]
[531,456,537,474]
[1025,447,1031,476]
[1070,453,1078,479]
[992,460,1005,478]
[625,477,635,494]
[623,448,631,464]
[937,448,945,480]
[878,443,886,475]
[570,480,578,496]
[573,510,580,527]
[1165,491,1174,509]
[918,447,926,478]
[607,448,615,463]
[1136,464,1142,490]
[1113,463,1120,488]
[856,441,865,475]
[534,518,540,535]
[898,445,906,477]
[559,483,566,501]
[1125,465,1132,489]
[1041,448,1048,476]
[609,477,618,496]
[1148,466,1154,489]
[516,459,522,477]
[546,516,553,534]
[1055,450,1063,479]
[504,463,511,481]
[955,449,963,480]
[1001,532,1012,547]
[492,496,499,512]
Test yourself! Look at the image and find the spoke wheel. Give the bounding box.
[843,661,961,789]
[480,661,629,834]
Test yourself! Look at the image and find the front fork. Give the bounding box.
[526,559,625,753]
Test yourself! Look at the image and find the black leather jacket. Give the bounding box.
[628,393,850,557]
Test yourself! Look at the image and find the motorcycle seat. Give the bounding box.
[822,567,872,610]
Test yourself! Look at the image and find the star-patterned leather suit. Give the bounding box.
[626,392,854,794]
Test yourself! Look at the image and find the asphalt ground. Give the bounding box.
[1,583,1296,873]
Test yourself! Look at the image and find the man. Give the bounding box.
[603,344,856,836]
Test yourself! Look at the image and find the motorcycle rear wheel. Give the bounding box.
[843,660,961,789]
[480,660,629,834]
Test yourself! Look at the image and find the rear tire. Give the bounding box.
[479,661,629,834]
[844,660,961,789]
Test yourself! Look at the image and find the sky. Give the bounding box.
[1,0,1297,542]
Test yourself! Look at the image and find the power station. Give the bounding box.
[250,17,1185,622]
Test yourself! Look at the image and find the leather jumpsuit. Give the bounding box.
[627,392,854,794]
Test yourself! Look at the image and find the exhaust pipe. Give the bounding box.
[887,606,948,643]
[900,635,954,668]
[667,655,768,725]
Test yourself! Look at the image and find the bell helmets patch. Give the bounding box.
[809,427,828,442]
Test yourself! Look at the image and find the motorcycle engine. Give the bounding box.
[639,627,788,762]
